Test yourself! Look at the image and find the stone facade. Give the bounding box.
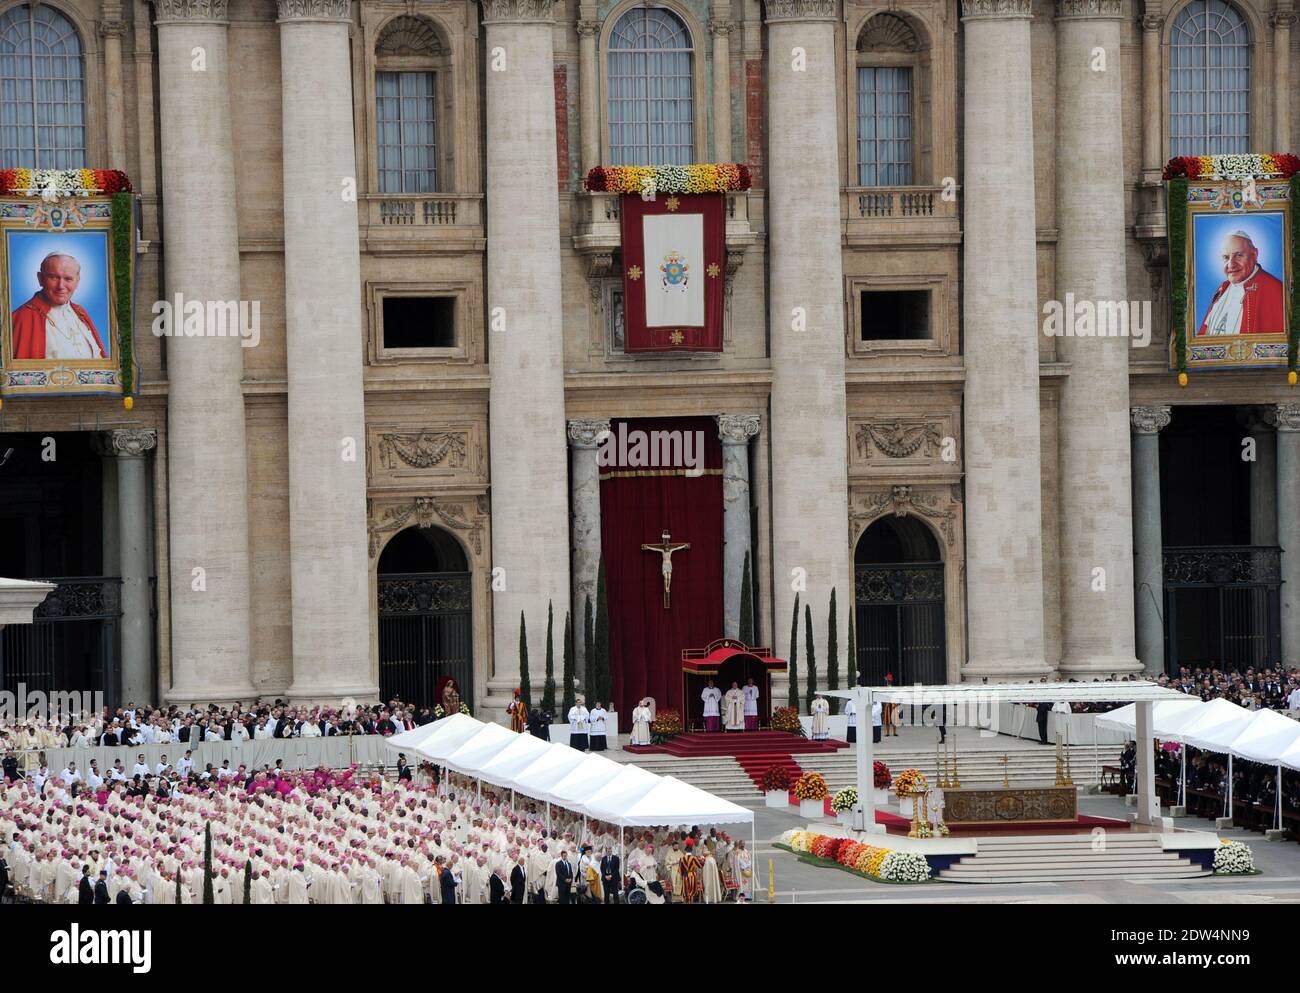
[4,0,1298,711]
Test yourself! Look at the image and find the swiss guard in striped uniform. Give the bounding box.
[507,689,528,733]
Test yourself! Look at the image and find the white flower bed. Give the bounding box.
[831,787,858,813]
[1213,840,1255,875]
[878,851,931,883]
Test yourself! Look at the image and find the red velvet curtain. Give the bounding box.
[598,417,723,717]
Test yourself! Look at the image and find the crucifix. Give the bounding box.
[641,529,690,608]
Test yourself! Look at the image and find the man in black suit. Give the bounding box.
[1035,701,1052,744]
[115,887,133,905]
[600,848,620,904]
[94,870,110,905]
[0,852,9,904]
[489,869,507,904]
[510,856,527,904]
[2,750,17,783]
[437,856,457,905]
[555,849,573,905]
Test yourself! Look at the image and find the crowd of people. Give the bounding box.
[0,747,753,905]
[1063,666,1300,714]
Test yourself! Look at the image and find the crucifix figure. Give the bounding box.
[641,529,690,608]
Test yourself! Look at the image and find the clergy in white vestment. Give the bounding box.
[588,703,609,752]
[810,695,830,741]
[844,699,857,743]
[251,870,275,905]
[700,679,722,732]
[702,850,723,904]
[630,702,652,747]
[742,678,760,731]
[722,682,745,732]
[567,698,590,752]
[729,841,753,902]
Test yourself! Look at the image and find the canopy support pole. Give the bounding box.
[1277,766,1283,831]
[750,819,756,902]
[1135,700,1157,825]
[546,801,552,833]
[619,826,625,902]
[1227,754,1234,818]
[1179,745,1186,808]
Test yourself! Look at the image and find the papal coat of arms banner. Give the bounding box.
[586,164,749,353]
[1164,154,1300,383]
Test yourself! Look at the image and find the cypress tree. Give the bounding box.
[243,859,253,904]
[804,603,818,713]
[583,595,595,696]
[847,610,858,688]
[518,611,532,710]
[202,822,214,905]
[787,593,800,711]
[561,609,576,715]
[738,551,754,646]
[594,556,611,707]
[541,600,557,714]
[827,588,839,715]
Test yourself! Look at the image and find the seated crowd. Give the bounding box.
[0,761,751,905]
[1059,665,1300,714]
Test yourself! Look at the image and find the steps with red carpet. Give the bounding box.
[628,731,848,794]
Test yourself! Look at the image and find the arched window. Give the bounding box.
[374,15,445,193]
[1170,0,1251,156]
[607,7,693,166]
[0,3,85,169]
[856,13,922,187]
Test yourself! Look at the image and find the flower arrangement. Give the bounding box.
[792,770,828,801]
[1162,153,1300,181]
[771,706,804,735]
[873,760,891,790]
[650,709,683,740]
[0,168,133,200]
[584,162,752,195]
[893,768,928,798]
[1213,839,1256,875]
[432,702,471,719]
[760,765,792,792]
[775,829,930,883]
[830,787,858,814]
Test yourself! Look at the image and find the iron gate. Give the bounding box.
[854,562,945,685]
[0,577,122,711]
[1163,546,1281,673]
[378,571,473,707]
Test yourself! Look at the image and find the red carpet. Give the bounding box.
[627,731,848,792]
[870,811,1131,836]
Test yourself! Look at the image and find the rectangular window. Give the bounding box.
[861,289,930,341]
[382,296,456,350]
[607,50,693,165]
[376,71,437,194]
[857,66,913,187]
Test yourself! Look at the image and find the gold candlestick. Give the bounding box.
[1001,753,1010,788]
[951,740,962,789]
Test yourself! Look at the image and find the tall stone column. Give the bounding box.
[1274,9,1295,152]
[766,0,851,691]
[1136,5,1165,232]
[577,14,600,173]
[155,0,255,702]
[1274,403,1300,666]
[961,0,1047,679]
[1055,0,1139,678]
[276,0,377,701]
[710,8,733,161]
[111,429,157,706]
[483,0,572,707]
[568,418,610,687]
[101,7,127,170]
[718,414,759,639]
[1131,406,1171,676]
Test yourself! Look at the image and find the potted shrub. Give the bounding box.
[894,767,928,818]
[761,766,791,807]
[793,770,829,819]
[649,709,683,745]
[771,706,805,736]
[873,759,892,805]
[831,786,858,826]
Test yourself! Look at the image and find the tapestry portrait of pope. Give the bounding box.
[1193,215,1288,338]
[8,236,112,361]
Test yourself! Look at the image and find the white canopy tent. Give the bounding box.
[390,713,485,761]
[1095,697,1202,734]
[501,743,588,795]
[441,722,519,775]
[475,731,552,783]
[614,775,753,827]
[1277,735,1300,774]
[543,753,625,809]
[1225,710,1300,831]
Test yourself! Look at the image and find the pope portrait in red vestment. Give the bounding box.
[10,251,108,360]
[1196,231,1287,337]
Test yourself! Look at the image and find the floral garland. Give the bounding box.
[1161,153,1300,181]
[1212,839,1256,874]
[830,786,858,813]
[584,162,752,195]
[893,767,927,798]
[0,168,133,200]
[776,829,931,883]
[873,760,891,790]
[792,770,828,801]
[432,702,471,720]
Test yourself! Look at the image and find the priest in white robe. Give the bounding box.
[743,678,760,731]
[811,694,830,741]
[567,698,590,752]
[723,682,745,732]
[630,701,652,747]
[701,679,722,732]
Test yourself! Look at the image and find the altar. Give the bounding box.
[943,785,1078,825]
